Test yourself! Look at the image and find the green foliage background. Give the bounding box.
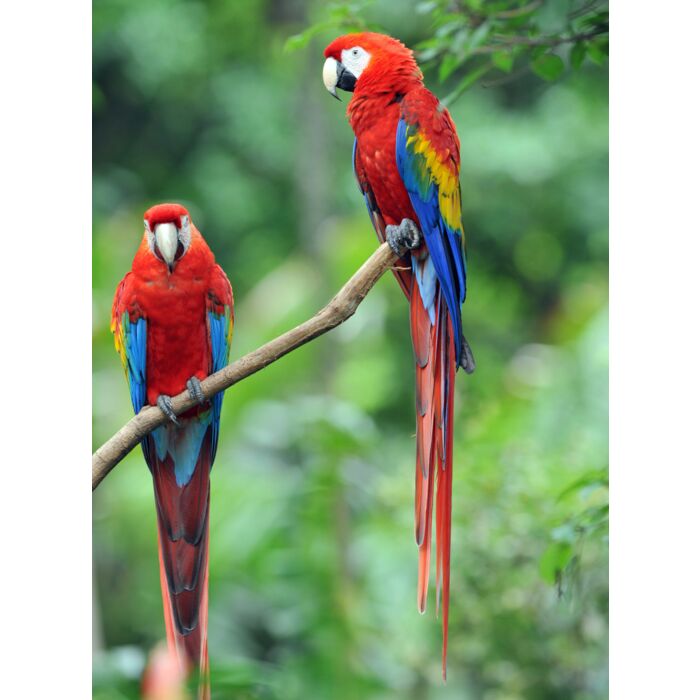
[93,1,608,698]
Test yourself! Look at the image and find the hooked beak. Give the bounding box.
[154,222,179,273]
[323,57,357,101]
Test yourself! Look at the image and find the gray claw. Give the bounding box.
[401,218,422,249]
[460,334,476,374]
[157,395,180,425]
[187,376,207,405]
[386,218,422,256]
[385,226,403,257]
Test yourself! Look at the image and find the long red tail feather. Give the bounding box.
[410,283,457,680]
[149,425,212,700]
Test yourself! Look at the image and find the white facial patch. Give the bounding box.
[179,214,191,252]
[341,46,371,79]
[145,220,156,253]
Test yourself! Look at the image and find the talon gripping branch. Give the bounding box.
[112,203,234,699]
[323,33,473,679]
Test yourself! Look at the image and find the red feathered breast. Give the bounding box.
[129,234,216,404]
[353,101,417,227]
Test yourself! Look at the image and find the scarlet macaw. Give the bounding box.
[111,203,234,699]
[322,33,474,677]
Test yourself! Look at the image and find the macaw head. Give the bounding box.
[143,203,192,273]
[323,32,422,100]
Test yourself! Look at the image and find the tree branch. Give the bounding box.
[92,242,399,491]
[475,29,606,53]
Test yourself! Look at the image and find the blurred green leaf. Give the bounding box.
[284,26,327,52]
[540,541,573,585]
[557,469,609,502]
[533,0,570,33]
[570,41,587,70]
[436,18,464,38]
[587,37,609,66]
[416,1,437,14]
[492,50,514,73]
[441,61,490,105]
[463,20,492,56]
[531,52,565,81]
[438,53,461,82]
[530,44,548,61]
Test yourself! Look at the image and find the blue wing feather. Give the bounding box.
[207,305,232,459]
[396,117,465,357]
[122,314,147,415]
[116,311,151,461]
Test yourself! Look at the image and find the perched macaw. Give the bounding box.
[323,33,474,677]
[111,203,234,699]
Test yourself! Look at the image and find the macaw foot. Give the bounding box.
[386,218,422,257]
[460,334,476,374]
[186,376,207,405]
[157,395,180,426]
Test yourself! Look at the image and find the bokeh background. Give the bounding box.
[93,1,608,698]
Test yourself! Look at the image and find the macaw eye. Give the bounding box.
[352,48,359,56]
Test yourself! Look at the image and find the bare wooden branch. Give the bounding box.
[92,242,398,491]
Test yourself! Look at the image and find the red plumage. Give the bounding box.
[112,204,234,699]
[325,33,466,679]
[119,226,216,405]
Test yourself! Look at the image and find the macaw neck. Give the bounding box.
[348,66,423,133]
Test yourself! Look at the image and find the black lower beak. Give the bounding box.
[337,63,357,93]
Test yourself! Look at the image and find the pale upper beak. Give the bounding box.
[154,222,179,272]
[323,57,341,100]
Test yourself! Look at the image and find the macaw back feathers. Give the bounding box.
[402,122,462,232]
[396,94,467,360]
